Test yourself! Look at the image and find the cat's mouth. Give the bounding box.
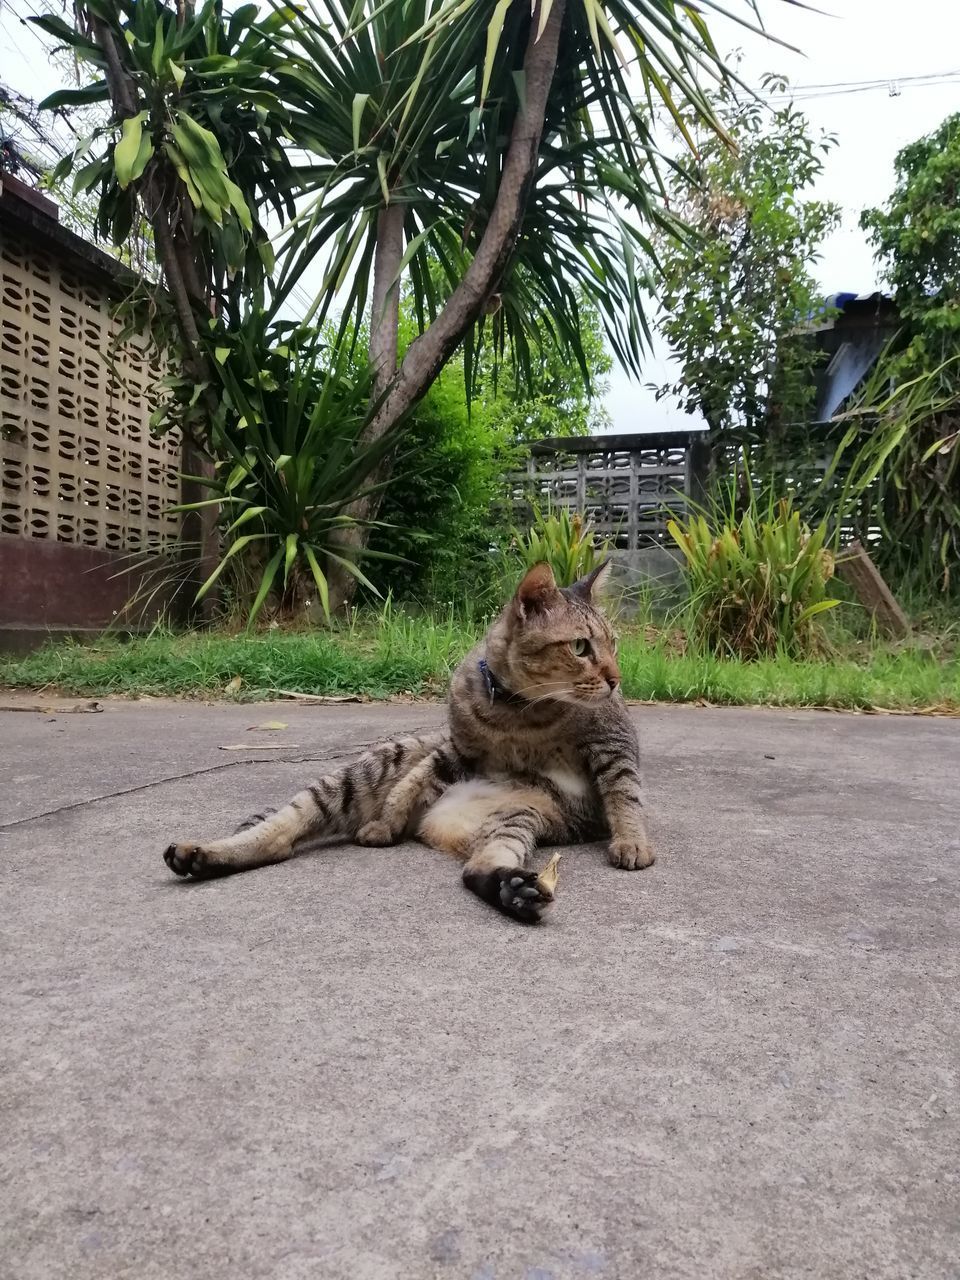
[575,685,616,703]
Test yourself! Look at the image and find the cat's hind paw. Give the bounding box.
[355,820,399,847]
[163,842,235,879]
[464,866,556,924]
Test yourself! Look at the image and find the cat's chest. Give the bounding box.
[484,741,591,800]
[537,761,592,799]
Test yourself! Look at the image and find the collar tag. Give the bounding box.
[478,657,496,704]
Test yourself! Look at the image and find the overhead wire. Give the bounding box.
[766,70,960,103]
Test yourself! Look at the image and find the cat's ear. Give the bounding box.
[514,562,561,617]
[569,559,612,601]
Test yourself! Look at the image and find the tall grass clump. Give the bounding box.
[507,504,612,588]
[668,490,842,659]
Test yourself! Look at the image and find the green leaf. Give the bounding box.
[224,459,251,490]
[150,20,166,76]
[28,13,102,56]
[481,0,511,105]
[214,347,231,364]
[38,81,110,111]
[170,115,229,205]
[129,130,154,186]
[303,545,330,621]
[388,220,443,289]
[72,158,106,196]
[174,112,228,172]
[226,505,268,533]
[222,177,253,232]
[351,92,369,154]
[114,112,146,189]
[50,153,73,184]
[169,60,186,90]
[258,239,276,274]
[274,454,292,470]
[283,532,299,586]
[246,548,284,628]
[191,56,242,75]
[195,533,260,600]
[163,142,203,208]
[795,599,842,625]
[167,497,236,512]
[193,173,226,225]
[324,549,381,598]
[376,153,390,206]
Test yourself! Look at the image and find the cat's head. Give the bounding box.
[486,560,621,704]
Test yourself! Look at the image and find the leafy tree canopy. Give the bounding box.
[653,72,840,444]
[861,112,960,357]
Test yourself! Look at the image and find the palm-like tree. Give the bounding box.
[37,0,800,602]
[274,0,796,423]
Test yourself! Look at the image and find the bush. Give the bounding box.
[667,492,842,659]
[365,297,611,610]
[365,367,517,611]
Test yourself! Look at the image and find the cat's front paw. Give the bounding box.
[163,842,234,879]
[608,835,655,870]
[356,820,399,847]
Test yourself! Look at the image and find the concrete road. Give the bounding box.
[2,696,959,1280]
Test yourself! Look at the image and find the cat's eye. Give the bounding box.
[571,638,591,658]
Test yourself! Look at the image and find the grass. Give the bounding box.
[2,607,959,712]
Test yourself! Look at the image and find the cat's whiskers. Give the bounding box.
[517,688,579,713]
[512,678,571,698]
[508,678,575,711]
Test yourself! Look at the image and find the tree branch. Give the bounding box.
[367,0,567,440]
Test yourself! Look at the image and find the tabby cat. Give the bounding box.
[163,561,654,922]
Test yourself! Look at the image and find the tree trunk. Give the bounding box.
[369,203,405,398]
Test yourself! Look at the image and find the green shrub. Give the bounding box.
[365,297,611,611]
[366,365,516,611]
[667,493,842,659]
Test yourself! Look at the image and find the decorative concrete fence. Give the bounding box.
[508,431,708,605]
[509,430,706,550]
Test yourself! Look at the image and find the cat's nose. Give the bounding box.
[604,671,619,691]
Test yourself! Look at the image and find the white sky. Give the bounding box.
[3,0,960,433]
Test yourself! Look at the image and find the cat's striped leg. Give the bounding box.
[594,761,654,870]
[581,728,655,870]
[162,733,444,879]
[354,741,467,846]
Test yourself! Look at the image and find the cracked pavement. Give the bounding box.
[2,695,959,1279]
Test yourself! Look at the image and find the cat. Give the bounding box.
[163,560,654,922]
